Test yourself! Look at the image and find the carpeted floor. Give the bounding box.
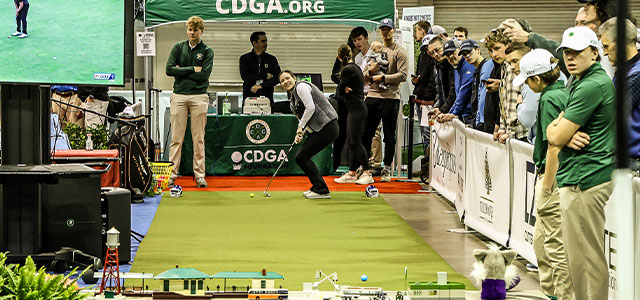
[174,176,424,194]
[128,191,473,291]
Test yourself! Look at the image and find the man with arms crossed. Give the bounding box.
[166,16,214,188]
[547,27,615,300]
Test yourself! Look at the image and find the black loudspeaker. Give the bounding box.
[124,0,134,79]
[101,187,131,263]
[41,173,103,259]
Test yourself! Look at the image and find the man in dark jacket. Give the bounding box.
[239,31,281,105]
[427,36,456,116]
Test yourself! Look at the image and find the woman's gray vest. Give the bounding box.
[290,81,338,132]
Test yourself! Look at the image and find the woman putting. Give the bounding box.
[279,70,338,199]
[334,44,374,185]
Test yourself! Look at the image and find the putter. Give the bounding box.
[263,137,299,197]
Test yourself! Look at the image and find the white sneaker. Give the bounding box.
[380,168,391,182]
[356,173,374,185]
[196,177,208,188]
[11,32,21,36]
[305,191,331,199]
[334,173,357,183]
[18,33,27,38]
[303,190,312,196]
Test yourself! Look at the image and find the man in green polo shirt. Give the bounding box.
[166,16,214,188]
[513,49,572,300]
[547,27,615,300]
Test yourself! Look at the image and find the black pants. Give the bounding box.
[346,101,369,172]
[362,97,399,167]
[333,99,348,170]
[296,120,339,194]
[16,4,28,34]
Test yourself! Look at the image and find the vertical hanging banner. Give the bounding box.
[145,0,394,27]
[429,121,458,204]
[509,139,537,265]
[453,119,466,220]
[463,128,511,246]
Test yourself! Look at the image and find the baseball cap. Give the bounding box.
[428,25,446,35]
[379,18,395,29]
[512,49,558,87]
[443,39,461,55]
[557,26,599,52]
[420,34,437,49]
[459,39,479,52]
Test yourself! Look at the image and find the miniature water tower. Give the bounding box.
[100,227,121,294]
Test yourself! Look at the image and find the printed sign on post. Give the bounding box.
[136,32,156,57]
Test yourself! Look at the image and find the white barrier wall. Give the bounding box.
[429,121,458,204]
[509,139,538,264]
[454,120,466,221]
[463,128,511,247]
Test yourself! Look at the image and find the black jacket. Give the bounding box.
[413,48,437,101]
[239,50,281,104]
[483,60,502,134]
[331,57,344,103]
[337,62,365,106]
[434,59,456,113]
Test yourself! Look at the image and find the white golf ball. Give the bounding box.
[52,57,56,60]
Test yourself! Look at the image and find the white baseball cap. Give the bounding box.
[512,49,558,87]
[557,26,599,52]
[420,34,437,49]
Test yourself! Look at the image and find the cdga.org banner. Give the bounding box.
[145,0,394,26]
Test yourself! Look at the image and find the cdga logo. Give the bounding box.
[246,119,270,144]
[231,149,289,164]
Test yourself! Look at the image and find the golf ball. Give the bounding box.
[53,57,57,60]
[250,193,255,198]
[7,35,10,38]
[361,274,368,281]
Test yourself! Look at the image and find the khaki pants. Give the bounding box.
[51,92,84,129]
[369,122,382,167]
[169,93,208,179]
[559,181,613,300]
[82,98,109,129]
[533,174,573,300]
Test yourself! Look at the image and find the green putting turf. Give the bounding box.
[0,0,124,85]
[128,191,474,291]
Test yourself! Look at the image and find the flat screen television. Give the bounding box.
[296,73,323,91]
[0,0,125,86]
